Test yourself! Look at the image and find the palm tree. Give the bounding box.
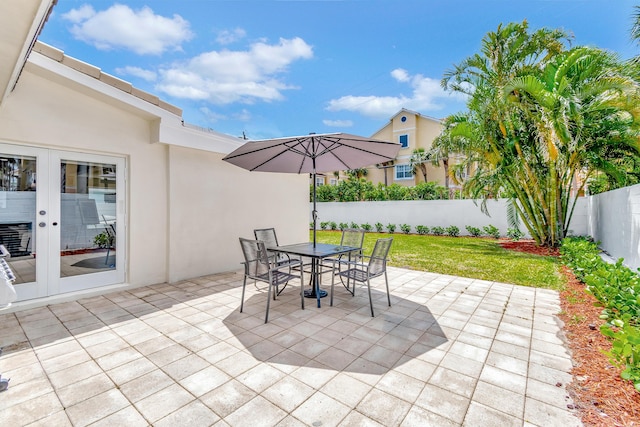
[442,21,640,247]
[504,47,640,245]
[346,168,368,179]
[409,148,430,182]
[430,117,462,198]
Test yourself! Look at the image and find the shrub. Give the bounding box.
[320,221,329,230]
[386,184,412,201]
[386,223,396,234]
[411,181,448,200]
[375,222,384,232]
[310,179,463,202]
[465,226,482,237]
[507,228,524,241]
[561,237,640,392]
[483,225,500,239]
[329,221,337,231]
[446,225,460,237]
[339,222,348,231]
[350,222,360,229]
[416,225,429,235]
[314,184,337,202]
[431,226,445,236]
[361,223,372,232]
[400,224,411,234]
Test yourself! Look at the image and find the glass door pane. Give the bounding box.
[59,160,117,278]
[0,154,37,285]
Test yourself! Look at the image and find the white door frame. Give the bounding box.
[0,143,126,300]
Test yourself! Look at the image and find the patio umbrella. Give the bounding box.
[222,132,400,246]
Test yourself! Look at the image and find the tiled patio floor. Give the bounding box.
[0,267,581,426]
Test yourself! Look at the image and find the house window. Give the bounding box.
[329,178,338,186]
[315,176,325,186]
[395,164,413,180]
[399,134,409,148]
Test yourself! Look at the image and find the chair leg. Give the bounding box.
[366,278,374,317]
[352,275,356,297]
[265,275,273,323]
[276,282,288,296]
[338,263,353,296]
[384,271,391,307]
[300,267,305,310]
[240,275,247,313]
[330,265,336,306]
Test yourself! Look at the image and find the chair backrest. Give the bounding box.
[254,228,279,248]
[239,238,271,278]
[254,228,289,262]
[341,229,365,250]
[368,238,393,276]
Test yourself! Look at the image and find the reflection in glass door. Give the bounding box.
[59,160,117,277]
[0,154,37,286]
[52,151,125,295]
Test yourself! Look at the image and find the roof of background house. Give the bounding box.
[370,108,443,137]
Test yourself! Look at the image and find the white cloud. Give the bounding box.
[326,69,466,118]
[115,66,157,82]
[323,119,353,128]
[391,68,410,82]
[62,4,193,55]
[216,28,246,45]
[156,37,313,105]
[62,4,95,24]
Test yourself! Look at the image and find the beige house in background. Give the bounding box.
[318,109,462,190]
[369,109,443,187]
[0,0,307,310]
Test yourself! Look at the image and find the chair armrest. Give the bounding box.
[327,257,367,270]
[272,256,303,272]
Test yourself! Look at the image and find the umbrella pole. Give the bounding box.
[312,172,317,248]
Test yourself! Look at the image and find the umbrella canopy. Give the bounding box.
[223,132,401,246]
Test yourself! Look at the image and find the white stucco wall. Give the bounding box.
[167,146,307,283]
[314,198,589,238]
[586,184,640,271]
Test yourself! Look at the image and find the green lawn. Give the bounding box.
[312,230,564,290]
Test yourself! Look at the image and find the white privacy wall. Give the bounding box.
[586,184,640,272]
[315,198,589,238]
[315,190,640,272]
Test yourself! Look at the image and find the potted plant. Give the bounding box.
[94,231,114,249]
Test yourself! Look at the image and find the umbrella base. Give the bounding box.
[304,289,328,298]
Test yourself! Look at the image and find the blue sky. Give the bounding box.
[39,1,639,140]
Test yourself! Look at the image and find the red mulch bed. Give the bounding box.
[500,240,640,426]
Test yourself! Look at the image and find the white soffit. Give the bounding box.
[0,0,55,105]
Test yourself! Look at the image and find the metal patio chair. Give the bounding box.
[329,237,393,317]
[254,228,302,295]
[239,237,304,323]
[322,228,365,293]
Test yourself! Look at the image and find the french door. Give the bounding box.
[0,143,125,301]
